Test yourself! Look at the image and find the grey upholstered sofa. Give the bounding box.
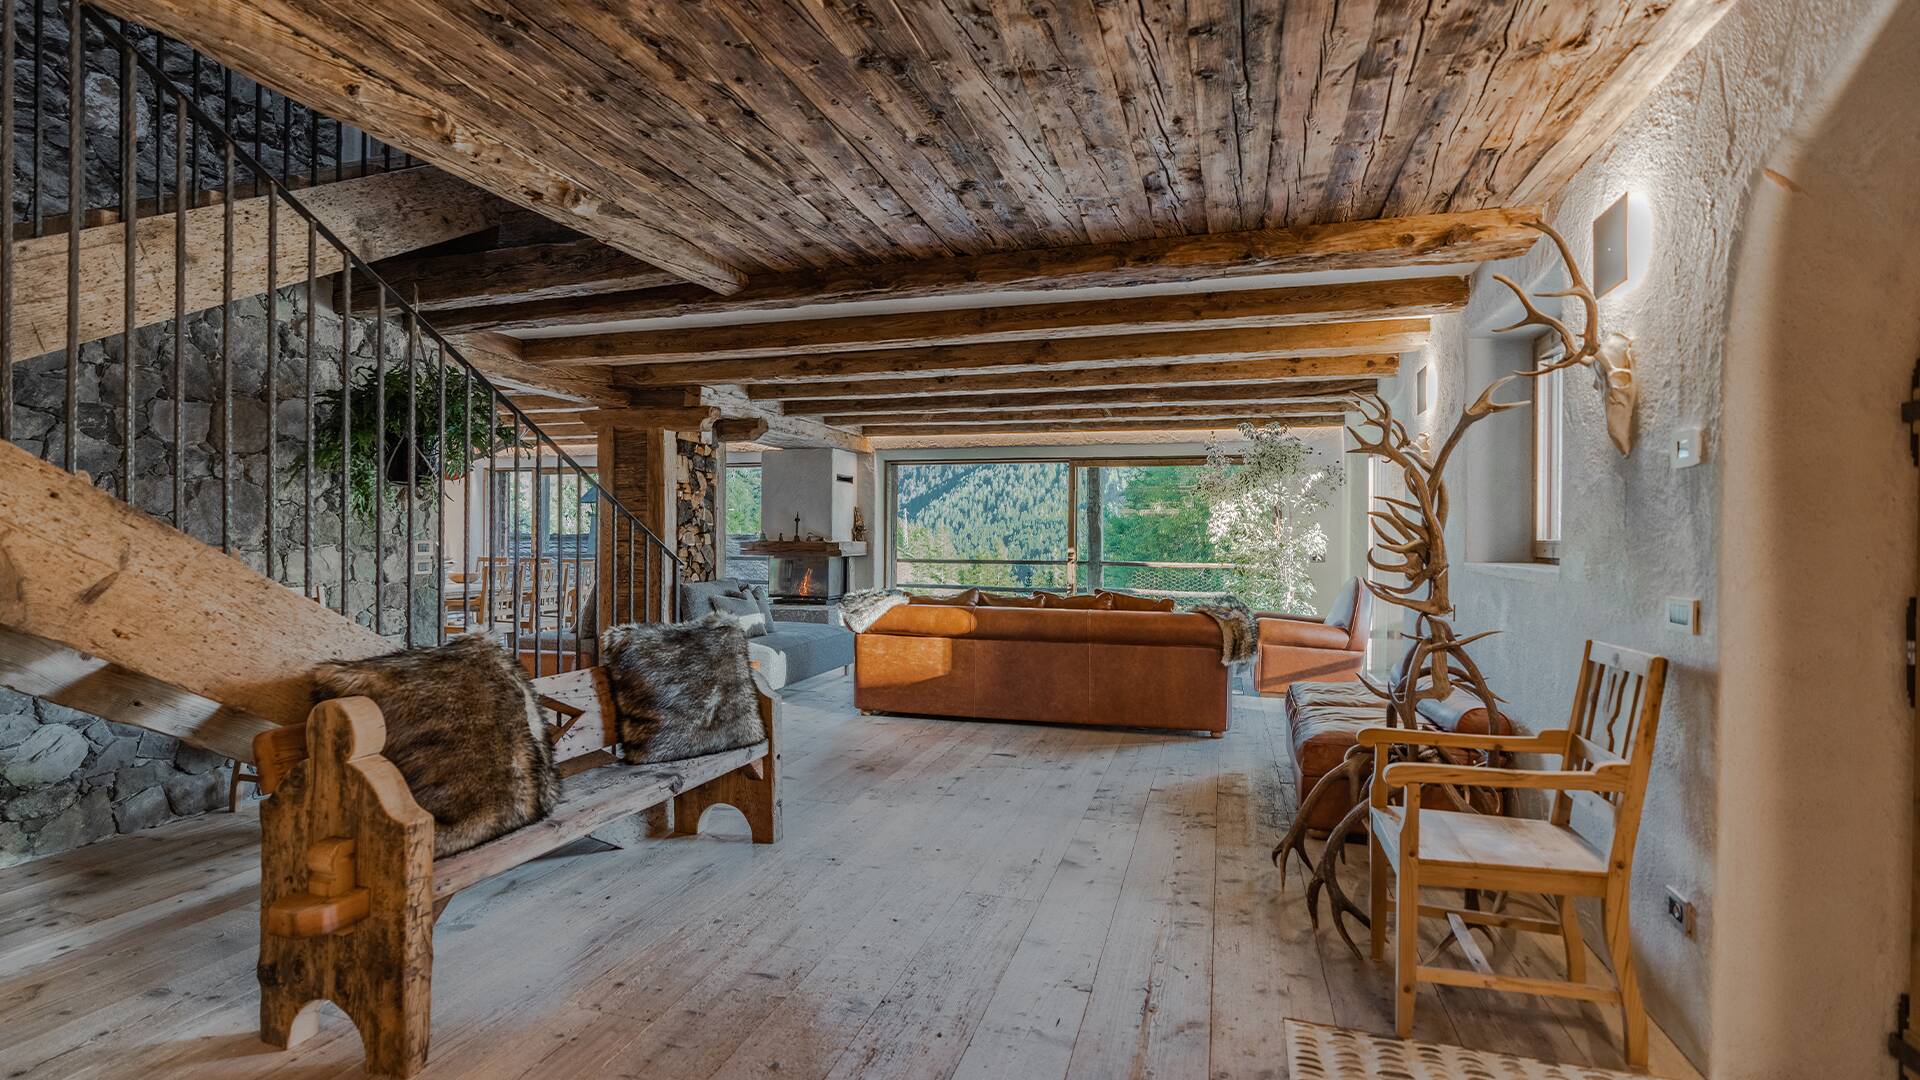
[679,578,855,691]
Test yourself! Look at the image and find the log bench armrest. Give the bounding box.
[256,666,782,1079]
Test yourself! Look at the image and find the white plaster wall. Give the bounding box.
[1716,1,1920,1074]
[1418,0,1920,1071]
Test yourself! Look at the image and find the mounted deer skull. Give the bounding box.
[1491,221,1638,454]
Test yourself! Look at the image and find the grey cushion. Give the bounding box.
[747,583,774,626]
[1323,578,1360,633]
[679,579,744,622]
[750,623,854,688]
[709,592,770,637]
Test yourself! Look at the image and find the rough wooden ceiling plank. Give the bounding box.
[745,356,1394,399]
[862,414,1346,436]
[776,377,1376,415]
[828,399,1344,426]
[434,208,1536,333]
[522,278,1462,364]
[98,0,753,293]
[590,319,1426,377]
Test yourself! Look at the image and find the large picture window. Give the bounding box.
[491,467,597,559]
[725,463,768,585]
[888,458,1234,600]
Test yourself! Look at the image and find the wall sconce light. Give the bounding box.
[1592,191,1654,297]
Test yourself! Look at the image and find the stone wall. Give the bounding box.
[11,1,349,222]
[676,436,717,582]
[1,285,447,865]
[0,686,229,867]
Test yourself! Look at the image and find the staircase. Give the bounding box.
[0,2,678,764]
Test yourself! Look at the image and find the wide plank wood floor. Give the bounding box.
[0,676,1700,1079]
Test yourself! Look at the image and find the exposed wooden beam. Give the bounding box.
[828,400,1346,427]
[432,208,1539,332]
[587,407,720,432]
[782,378,1375,416]
[685,385,870,453]
[0,439,390,758]
[99,0,751,293]
[444,333,630,407]
[861,416,1347,438]
[348,237,680,312]
[12,167,506,363]
[714,417,772,443]
[614,322,1424,384]
[745,356,1398,400]
[522,278,1464,363]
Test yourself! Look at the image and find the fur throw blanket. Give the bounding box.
[601,613,765,764]
[838,588,910,633]
[1185,599,1258,666]
[312,633,558,858]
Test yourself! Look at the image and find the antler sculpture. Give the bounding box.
[1275,219,1631,950]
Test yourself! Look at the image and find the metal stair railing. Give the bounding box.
[0,1,681,669]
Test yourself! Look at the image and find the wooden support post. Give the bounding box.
[673,681,780,843]
[257,698,435,1078]
[594,417,677,624]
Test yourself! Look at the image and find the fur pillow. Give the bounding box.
[311,634,558,858]
[601,613,766,764]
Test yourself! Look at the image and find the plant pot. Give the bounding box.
[383,434,437,488]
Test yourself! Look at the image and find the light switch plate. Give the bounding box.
[1665,597,1700,634]
[1671,425,1705,469]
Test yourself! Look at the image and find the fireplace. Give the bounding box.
[770,555,847,604]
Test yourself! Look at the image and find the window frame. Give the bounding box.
[1531,337,1565,564]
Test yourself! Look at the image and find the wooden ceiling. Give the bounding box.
[115,0,1733,443]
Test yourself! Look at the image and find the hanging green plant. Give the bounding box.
[306,360,521,517]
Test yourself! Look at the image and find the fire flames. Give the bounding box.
[795,568,817,596]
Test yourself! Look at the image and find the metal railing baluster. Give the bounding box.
[373,284,386,634]
[1,0,14,443]
[220,139,234,553]
[63,0,79,471]
[171,92,184,527]
[120,35,135,500]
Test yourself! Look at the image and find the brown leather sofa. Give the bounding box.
[1285,681,1509,831]
[1254,578,1372,695]
[854,598,1230,736]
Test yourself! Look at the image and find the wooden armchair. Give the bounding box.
[1363,641,1667,1070]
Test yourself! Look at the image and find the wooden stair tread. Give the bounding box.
[1372,805,1608,878]
[432,741,767,899]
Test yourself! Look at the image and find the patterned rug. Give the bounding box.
[1285,1020,1653,1080]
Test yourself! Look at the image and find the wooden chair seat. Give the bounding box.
[1371,804,1608,895]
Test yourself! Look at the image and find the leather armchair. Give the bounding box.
[1254,578,1371,695]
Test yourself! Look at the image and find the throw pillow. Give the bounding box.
[909,588,981,606]
[1099,590,1177,612]
[601,613,766,764]
[1038,592,1110,610]
[311,634,558,858]
[745,582,776,625]
[709,591,770,637]
[976,592,1044,607]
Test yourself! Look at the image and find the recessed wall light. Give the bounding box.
[1593,191,1654,297]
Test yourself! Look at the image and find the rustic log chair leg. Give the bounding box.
[674,692,781,844]
[1559,895,1588,984]
[257,698,436,1078]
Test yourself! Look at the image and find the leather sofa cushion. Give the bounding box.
[1259,617,1352,650]
[975,592,1044,607]
[1038,592,1109,609]
[862,603,1223,650]
[1099,591,1176,612]
[909,588,980,606]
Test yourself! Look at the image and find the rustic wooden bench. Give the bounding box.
[247,665,780,1078]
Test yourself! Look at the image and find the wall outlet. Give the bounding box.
[1665,886,1696,937]
[1665,596,1700,634]
[1670,425,1705,469]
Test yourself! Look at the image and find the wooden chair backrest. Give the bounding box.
[1551,640,1668,873]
